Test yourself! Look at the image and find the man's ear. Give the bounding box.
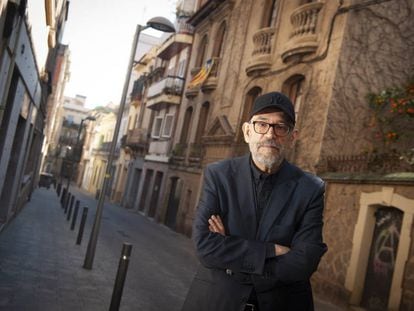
[242,122,251,143]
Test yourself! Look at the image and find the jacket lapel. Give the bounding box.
[256,161,299,241]
[233,155,257,239]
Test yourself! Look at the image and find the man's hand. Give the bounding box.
[208,215,225,235]
[275,244,291,256]
[208,215,290,256]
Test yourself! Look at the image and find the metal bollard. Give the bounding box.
[70,200,80,230]
[64,193,71,214]
[76,207,88,245]
[67,195,75,221]
[109,243,133,311]
[57,183,62,196]
[60,188,67,206]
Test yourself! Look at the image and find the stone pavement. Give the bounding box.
[0,185,342,311]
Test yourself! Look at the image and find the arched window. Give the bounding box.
[262,0,278,28]
[282,74,305,116]
[195,102,210,142]
[212,22,226,58]
[180,107,193,144]
[236,87,262,143]
[195,35,208,68]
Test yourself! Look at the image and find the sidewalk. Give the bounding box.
[0,186,342,311]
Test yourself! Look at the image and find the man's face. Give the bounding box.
[242,109,297,173]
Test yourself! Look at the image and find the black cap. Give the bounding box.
[249,92,295,125]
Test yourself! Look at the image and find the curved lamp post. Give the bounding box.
[83,17,175,270]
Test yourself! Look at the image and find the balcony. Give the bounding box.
[145,140,171,163]
[201,57,220,93]
[281,1,324,63]
[157,33,193,60]
[171,143,188,164]
[185,67,201,98]
[124,128,149,153]
[93,142,111,156]
[146,76,184,110]
[245,27,275,76]
[188,143,204,167]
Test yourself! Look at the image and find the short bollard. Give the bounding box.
[64,193,71,214]
[109,243,133,311]
[76,207,88,245]
[57,183,62,196]
[70,200,80,230]
[60,188,67,206]
[67,195,75,221]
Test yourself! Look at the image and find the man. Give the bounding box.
[182,92,327,311]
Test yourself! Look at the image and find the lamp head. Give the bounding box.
[146,16,175,33]
[85,116,96,121]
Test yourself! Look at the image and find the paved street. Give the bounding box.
[0,185,342,311]
[0,186,198,311]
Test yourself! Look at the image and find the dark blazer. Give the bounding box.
[182,155,327,311]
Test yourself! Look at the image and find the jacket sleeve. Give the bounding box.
[260,181,327,284]
[192,164,268,275]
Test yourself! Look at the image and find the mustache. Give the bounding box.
[257,141,280,148]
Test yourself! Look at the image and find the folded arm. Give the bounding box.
[193,166,327,283]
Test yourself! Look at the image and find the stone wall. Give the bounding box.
[321,0,414,159]
[312,178,414,310]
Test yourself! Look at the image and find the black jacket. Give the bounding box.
[182,155,327,311]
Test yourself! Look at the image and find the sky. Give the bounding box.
[28,0,177,108]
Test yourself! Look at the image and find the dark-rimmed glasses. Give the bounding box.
[250,121,291,136]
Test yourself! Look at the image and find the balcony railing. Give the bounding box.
[125,128,148,146]
[281,2,324,63]
[93,142,111,153]
[290,2,323,38]
[252,27,275,56]
[245,27,275,76]
[147,76,184,98]
[201,57,220,92]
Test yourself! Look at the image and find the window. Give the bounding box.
[151,116,163,138]
[66,115,74,124]
[180,107,193,144]
[151,114,175,138]
[177,60,186,78]
[195,35,208,68]
[195,102,210,142]
[236,87,262,143]
[262,0,278,28]
[213,22,226,58]
[282,74,305,116]
[162,114,175,138]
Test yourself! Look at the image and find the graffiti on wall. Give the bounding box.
[361,206,403,311]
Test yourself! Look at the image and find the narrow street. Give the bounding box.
[0,185,342,311]
[0,186,198,311]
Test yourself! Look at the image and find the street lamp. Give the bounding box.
[83,16,175,270]
[65,115,96,196]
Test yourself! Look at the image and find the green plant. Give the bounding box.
[367,79,414,157]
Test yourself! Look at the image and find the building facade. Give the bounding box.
[129,7,194,222]
[0,0,69,229]
[43,94,91,180]
[159,0,414,309]
[80,106,116,198]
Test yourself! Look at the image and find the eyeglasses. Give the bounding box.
[250,121,291,136]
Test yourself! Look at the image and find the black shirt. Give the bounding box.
[250,158,284,258]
